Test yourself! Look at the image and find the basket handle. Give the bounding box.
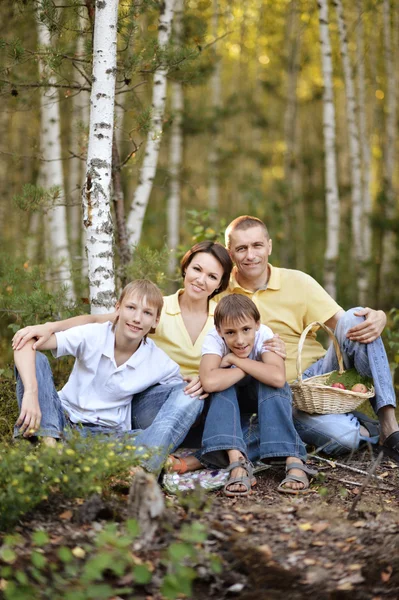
[296,321,344,383]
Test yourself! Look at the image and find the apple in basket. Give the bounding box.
[331,382,346,390]
[351,383,368,393]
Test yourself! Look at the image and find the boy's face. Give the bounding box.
[217,316,260,359]
[115,293,159,343]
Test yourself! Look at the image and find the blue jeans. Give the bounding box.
[14,352,203,474]
[201,377,306,468]
[293,308,396,456]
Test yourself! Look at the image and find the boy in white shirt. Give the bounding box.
[14,280,203,474]
[200,294,314,496]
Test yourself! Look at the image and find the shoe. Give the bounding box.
[223,458,256,497]
[277,462,317,495]
[378,431,399,464]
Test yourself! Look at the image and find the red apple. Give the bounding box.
[331,382,346,390]
[351,383,368,393]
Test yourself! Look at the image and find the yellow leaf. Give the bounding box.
[298,522,313,531]
[72,547,86,559]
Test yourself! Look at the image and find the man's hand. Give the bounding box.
[16,390,42,437]
[12,324,54,351]
[183,375,208,400]
[262,333,287,360]
[347,308,387,344]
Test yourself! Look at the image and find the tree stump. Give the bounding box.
[127,469,165,544]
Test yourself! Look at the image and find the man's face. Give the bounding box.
[218,316,260,359]
[228,225,272,283]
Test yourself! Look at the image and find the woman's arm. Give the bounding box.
[199,354,246,393]
[221,351,286,388]
[12,312,115,351]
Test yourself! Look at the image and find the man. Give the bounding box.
[218,215,398,462]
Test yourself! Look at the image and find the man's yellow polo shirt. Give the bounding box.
[216,264,342,383]
[149,290,216,378]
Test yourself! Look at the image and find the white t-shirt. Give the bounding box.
[202,324,274,361]
[53,322,183,430]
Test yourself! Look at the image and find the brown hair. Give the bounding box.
[180,241,233,299]
[113,279,163,340]
[225,215,270,249]
[214,294,261,330]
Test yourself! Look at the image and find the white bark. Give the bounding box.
[356,0,372,304]
[167,0,183,276]
[318,0,340,299]
[82,0,119,313]
[36,11,75,301]
[333,0,363,297]
[126,0,176,250]
[208,0,221,211]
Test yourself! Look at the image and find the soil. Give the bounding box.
[2,449,399,600]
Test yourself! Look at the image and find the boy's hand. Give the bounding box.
[183,375,209,400]
[12,324,54,351]
[262,334,286,360]
[16,391,42,437]
[347,308,386,343]
[220,353,237,368]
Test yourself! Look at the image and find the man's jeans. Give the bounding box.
[201,377,306,468]
[293,308,396,456]
[14,352,203,474]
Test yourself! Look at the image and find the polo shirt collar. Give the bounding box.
[230,263,281,292]
[102,321,148,368]
[164,289,216,316]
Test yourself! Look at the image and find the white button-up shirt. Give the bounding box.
[53,322,183,430]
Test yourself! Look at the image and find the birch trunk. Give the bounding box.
[36,11,75,300]
[82,0,119,313]
[208,0,221,212]
[318,0,340,299]
[333,0,363,301]
[356,0,372,305]
[167,0,183,277]
[126,0,176,250]
[381,0,398,282]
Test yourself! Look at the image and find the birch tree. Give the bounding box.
[126,0,176,250]
[82,0,119,313]
[36,8,75,300]
[167,0,184,277]
[318,0,340,299]
[208,0,222,212]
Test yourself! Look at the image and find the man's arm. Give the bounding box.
[12,312,115,351]
[221,351,286,388]
[199,354,246,393]
[325,308,387,343]
[14,334,58,437]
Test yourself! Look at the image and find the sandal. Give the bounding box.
[277,462,317,495]
[223,458,256,497]
[379,431,399,464]
[166,455,189,474]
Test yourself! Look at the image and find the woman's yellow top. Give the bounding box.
[149,290,216,378]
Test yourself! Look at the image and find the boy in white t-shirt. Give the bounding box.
[200,295,314,496]
[13,280,203,474]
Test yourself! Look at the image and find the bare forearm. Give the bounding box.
[46,313,106,333]
[14,342,38,392]
[230,356,286,388]
[201,367,246,393]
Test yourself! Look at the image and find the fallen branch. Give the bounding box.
[312,454,386,481]
[347,451,384,519]
[327,474,395,492]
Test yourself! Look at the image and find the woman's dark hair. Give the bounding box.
[180,241,233,299]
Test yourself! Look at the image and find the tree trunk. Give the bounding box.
[318,0,340,299]
[36,9,75,300]
[208,0,221,212]
[112,135,131,278]
[82,0,119,313]
[167,0,184,278]
[126,0,176,251]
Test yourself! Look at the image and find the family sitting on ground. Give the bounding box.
[12,215,399,496]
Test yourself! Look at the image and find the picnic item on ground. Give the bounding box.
[291,321,374,415]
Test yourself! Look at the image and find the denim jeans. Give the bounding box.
[293,308,395,456]
[14,352,203,474]
[201,377,306,468]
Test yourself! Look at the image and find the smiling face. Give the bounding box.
[217,315,260,359]
[183,252,224,301]
[115,292,160,345]
[228,225,272,289]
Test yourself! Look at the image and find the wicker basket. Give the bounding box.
[290,321,375,415]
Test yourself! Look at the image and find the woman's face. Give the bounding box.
[183,252,224,300]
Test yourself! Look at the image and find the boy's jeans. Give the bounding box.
[200,377,307,468]
[14,352,203,474]
[293,308,395,456]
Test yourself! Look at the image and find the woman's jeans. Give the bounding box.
[14,352,203,474]
[293,308,395,456]
[201,377,307,469]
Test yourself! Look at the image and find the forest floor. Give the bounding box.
[4,448,399,600]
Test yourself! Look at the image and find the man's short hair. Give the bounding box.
[214,294,261,330]
[225,215,270,249]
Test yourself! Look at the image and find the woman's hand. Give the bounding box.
[183,375,209,400]
[12,324,54,351]
[16,390,42,437]
[262,333,287,360]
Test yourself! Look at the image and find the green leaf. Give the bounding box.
[32,530,50,547]
[125,518,140,538]
[58,546,73,563]
[168,542,196,561]
[0,548,17,564]
[31,550,46,569]
[133,563,152,585]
